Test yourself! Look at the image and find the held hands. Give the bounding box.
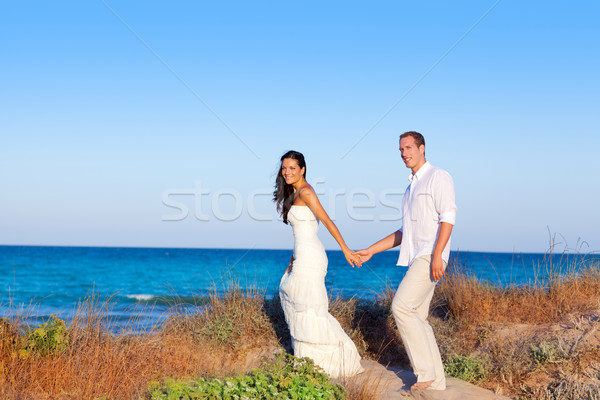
[343,248,363,268]
[353,248,373,265]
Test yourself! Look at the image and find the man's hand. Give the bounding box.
[431,255,445,281]
[354,249,373,264]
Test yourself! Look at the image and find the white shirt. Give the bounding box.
[397,162,457,266]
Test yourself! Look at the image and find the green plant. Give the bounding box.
[23,315,68,357]
[444,354,486,383]
[146,352,347,400]
[530,342,559,367]
[199,314,241,346]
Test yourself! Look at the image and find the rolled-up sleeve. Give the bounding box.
[433,170,457,225]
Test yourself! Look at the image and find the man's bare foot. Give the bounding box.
[411,380,434,390]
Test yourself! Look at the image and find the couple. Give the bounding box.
[274,131,457,390]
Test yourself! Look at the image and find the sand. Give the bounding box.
[347,360,513,399]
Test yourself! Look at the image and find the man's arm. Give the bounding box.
[430,169,457,280]
[431,222,453,280]
[355,230,402,263]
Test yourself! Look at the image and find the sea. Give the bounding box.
[1,245,598,332]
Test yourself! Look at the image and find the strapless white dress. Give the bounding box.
[279,205,364,378]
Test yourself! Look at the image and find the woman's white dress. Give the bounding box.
[279,205,364,378]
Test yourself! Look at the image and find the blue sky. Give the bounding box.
[1,1,599,253]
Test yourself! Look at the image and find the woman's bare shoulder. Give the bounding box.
[293,184,316,205]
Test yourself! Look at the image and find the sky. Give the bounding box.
[1,1,599,253]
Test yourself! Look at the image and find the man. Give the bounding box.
[356,131,457,391]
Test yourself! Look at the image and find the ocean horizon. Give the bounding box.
[2,245,599,332]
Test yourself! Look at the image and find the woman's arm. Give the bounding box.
[299,187,361,267]
[286,254,294,273]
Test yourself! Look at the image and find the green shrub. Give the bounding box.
[530,342,559,366]
[23,315,68,357]
[198,314,241,346]
[146,352,347,400]
[444,354,486,383]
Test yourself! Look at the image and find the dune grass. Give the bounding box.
[430,257,600,398]
[1,255,600,399]
[0,287,270,399]
[0,285,375,399]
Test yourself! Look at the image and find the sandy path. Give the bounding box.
[346,360,513,399]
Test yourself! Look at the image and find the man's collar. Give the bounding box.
[408,161,431,181]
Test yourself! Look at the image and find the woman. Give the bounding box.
[274,150,364,378]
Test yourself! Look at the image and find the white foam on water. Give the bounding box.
[126,294,155,301]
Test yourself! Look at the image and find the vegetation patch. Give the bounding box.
[2,257,600,399]
[22,315,68,357]
[146,353,347,400]
[530,341,562,367]
[444,354,486,383]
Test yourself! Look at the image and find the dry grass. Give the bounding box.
[0,286,382,400]
[428,257,600,398]
[434,262,600,326]
[0,288,281,400]
[337,255,600,398]
[341,369,388,400]
[3,256,600,399]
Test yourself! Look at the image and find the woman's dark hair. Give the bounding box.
[273,150,306,224]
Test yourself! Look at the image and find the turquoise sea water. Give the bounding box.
[1,246,598,331]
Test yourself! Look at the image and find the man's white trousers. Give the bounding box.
[391,255,446,390]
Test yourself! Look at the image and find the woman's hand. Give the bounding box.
[343,248,362,268]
